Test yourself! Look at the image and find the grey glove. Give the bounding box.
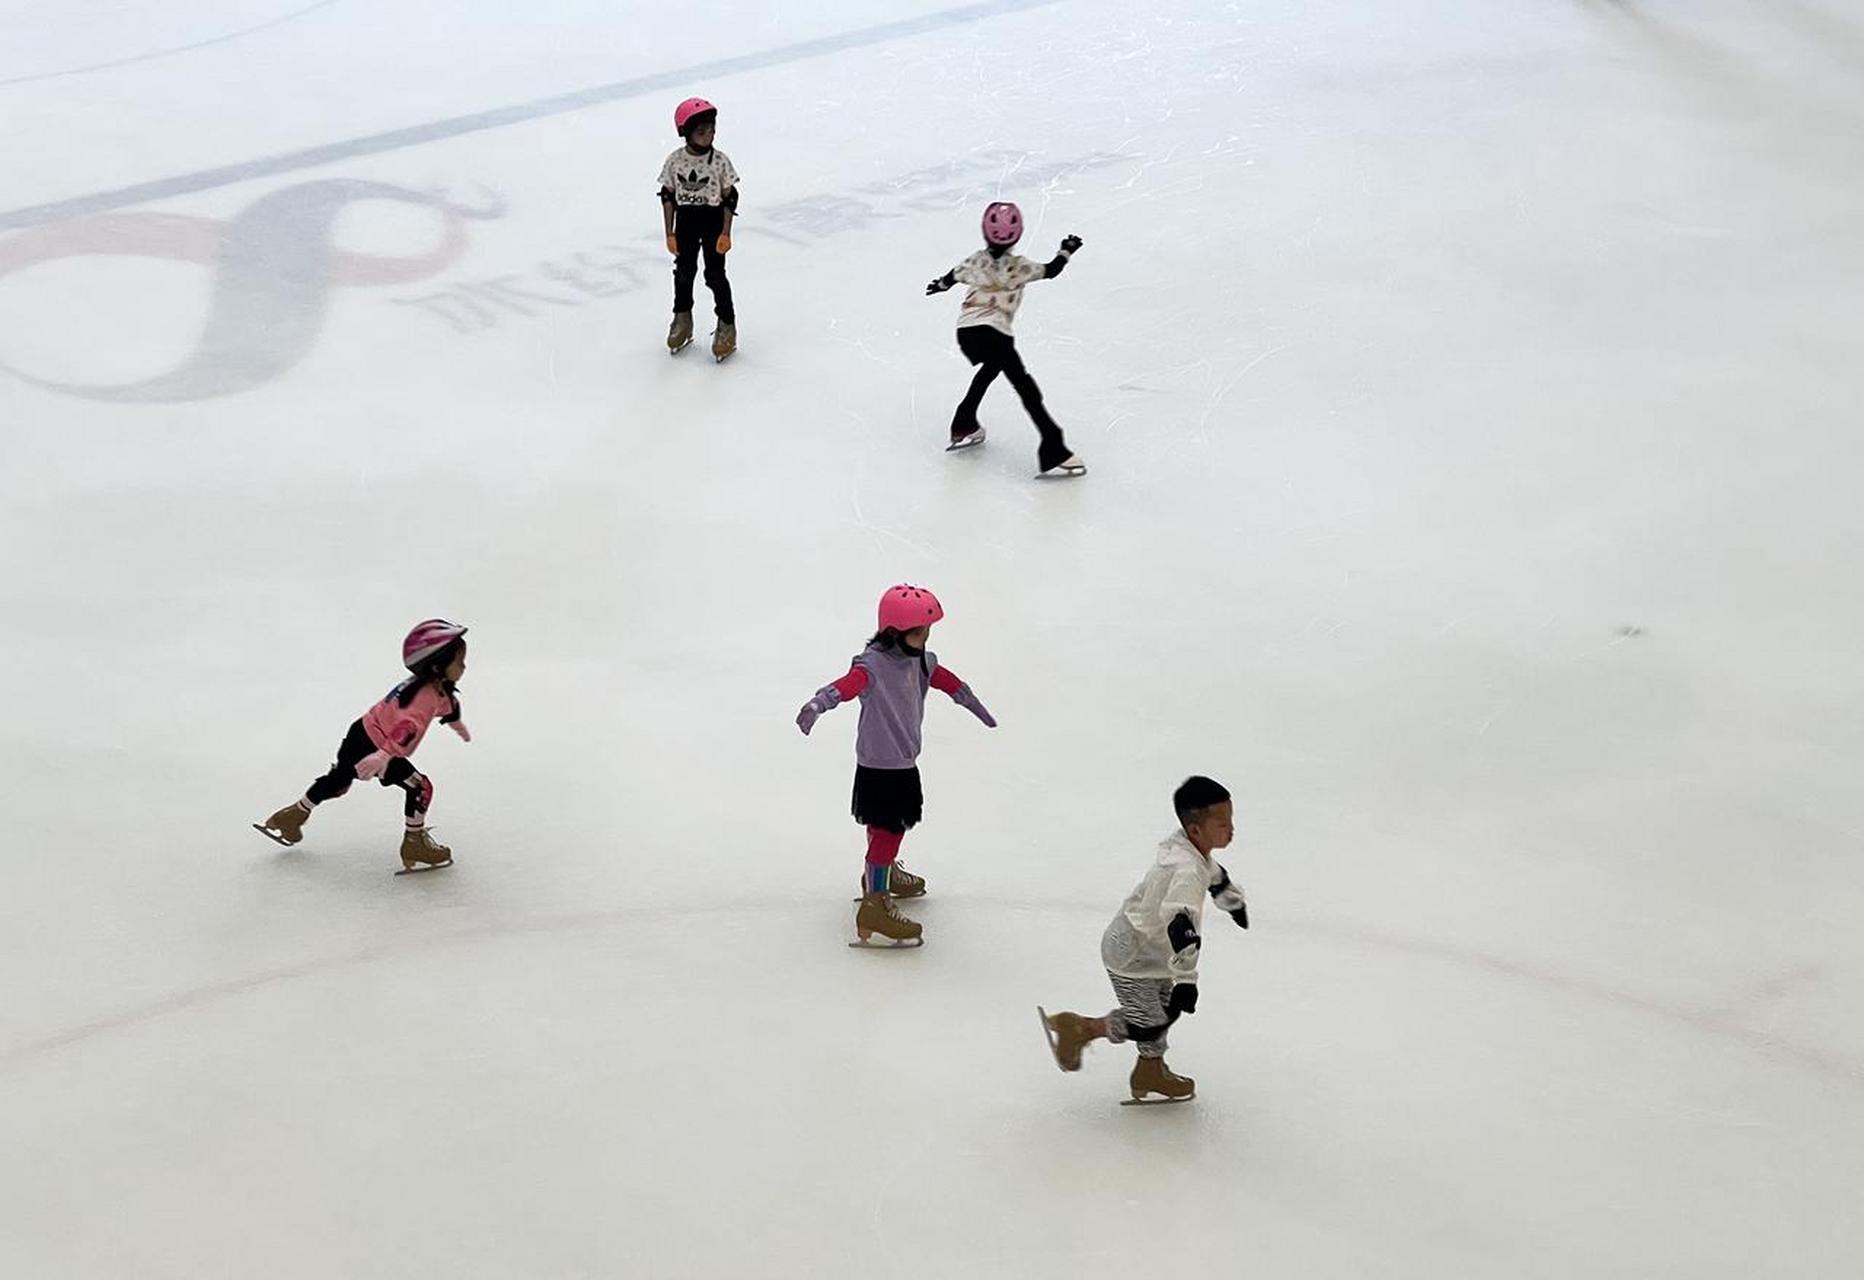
[952,683,997,728]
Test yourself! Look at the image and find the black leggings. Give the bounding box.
[672,204,734,322]
[951,325,1071,470]
[305,720,434,822]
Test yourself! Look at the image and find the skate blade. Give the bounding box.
[847,889,927,901]
[251,824,296,848]
[946,431,985,452]
[394,859,454,876]
[848,935,923,949]
[1121,1093,1195,1107]
[1036,463,1087,479]
[669,339,692,355]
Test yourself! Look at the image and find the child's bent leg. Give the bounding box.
[295,723,374,811]
[864,824,903,894]
[383,759,434,831]
[997,342,1073,470]
[1106,972,1172,1058]
[951,329,1006,441]
[671,213,701,314]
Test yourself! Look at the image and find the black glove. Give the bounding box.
[1060,234,1083,253]
[925,275,953,295]
[1167,983,1198,1017]
[1230,903,1248,930]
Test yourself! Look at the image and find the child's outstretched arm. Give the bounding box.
[929,665,996,727]
[796,665,870,734]
[1209,863,1248,928]
[1042,234,1083,279]
[924,268,957,296]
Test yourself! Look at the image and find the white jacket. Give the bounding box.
[951,249,1052,335]
[1100,830,1246,984]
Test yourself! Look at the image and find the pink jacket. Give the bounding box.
[361,681,460,757]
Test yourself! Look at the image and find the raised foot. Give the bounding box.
[251,823,296,847]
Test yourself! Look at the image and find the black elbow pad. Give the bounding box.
[1168,912,1201,954]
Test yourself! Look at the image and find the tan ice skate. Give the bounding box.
[396,828,453,875]
[851,891,923,948]
[1124,1055,1195,1105]
[1037,1007,1101,1072]
[711,321,736,362]
[253,799,311,847]
[667,311,694,353]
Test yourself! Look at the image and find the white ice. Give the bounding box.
[3,0,1862,1275]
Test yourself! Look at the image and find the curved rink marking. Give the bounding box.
[0,1,342,89]
[1,895,1855,1087]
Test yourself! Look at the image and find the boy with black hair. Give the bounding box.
[1039,776,1249,1103]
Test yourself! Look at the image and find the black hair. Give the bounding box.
[866,626,925,655]
[396,638,464,707]
[1173,775,1231,824]
[680,109,717,145]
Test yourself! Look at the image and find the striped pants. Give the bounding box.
[1104,972,1176,1059]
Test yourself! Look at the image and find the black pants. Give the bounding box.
[952,325,1071,470]
[672,204,734,322]
[305,720,433,822]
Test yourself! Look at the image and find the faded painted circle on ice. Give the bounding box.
[0,901,1854,1085]
[0,1,340,86]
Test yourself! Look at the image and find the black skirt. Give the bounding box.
[851,765,924,833]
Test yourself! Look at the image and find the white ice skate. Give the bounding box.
[946,428,986,452]
[1036,454,1087,479]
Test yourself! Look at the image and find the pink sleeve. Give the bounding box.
[929,665,963,696]
[831,665,870,700]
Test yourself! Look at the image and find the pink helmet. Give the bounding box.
[878,585,944,633]
[981,201,1023,246]
[402,618,467,670]
[674,97,717,135]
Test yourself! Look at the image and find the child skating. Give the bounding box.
[1039,776,1250,1103]
[795,585,997,947]
[925,201,1086,477]
[254,619,472,874]
[659,96,740,360]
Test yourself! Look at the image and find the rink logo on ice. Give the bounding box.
[0,179,504,403]
[391,148,1131,336]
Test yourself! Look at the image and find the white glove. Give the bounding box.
[449,721,472,743]
[355,750,392,780]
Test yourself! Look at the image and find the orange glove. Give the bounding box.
[716,232,732,254]
[665,234,679,255]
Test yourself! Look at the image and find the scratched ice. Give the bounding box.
[2,1,1862,1277]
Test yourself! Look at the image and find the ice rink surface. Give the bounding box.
[3,0,1862,1275]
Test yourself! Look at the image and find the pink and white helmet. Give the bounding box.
[878,585,944,633]
[981,201,1023,246]
[402,618,467,670]
[674,97,717,135]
